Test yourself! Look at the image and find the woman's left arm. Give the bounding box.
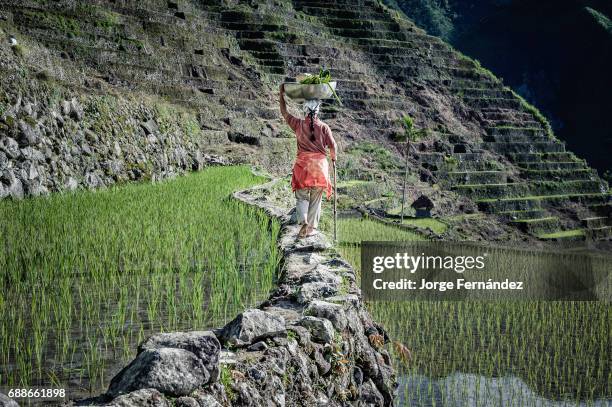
[325,126,337,161]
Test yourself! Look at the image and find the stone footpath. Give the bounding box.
[54,177,397,407]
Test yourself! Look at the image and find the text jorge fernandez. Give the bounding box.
[370,252,524,291]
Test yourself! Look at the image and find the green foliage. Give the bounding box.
[336,218,610,403]
[386,0,454,40]
[220,365,237,401]
[155,102,201,139]
[394,114,426,143]
[348,142,398,171]
[0,167,281,392]
[585,7,612,35]
[26,9,82,37]
[401,217,448,235]
[11,44,25,57]
[443,154,459,170]
[299,68,342,105]
[507,88,554,139]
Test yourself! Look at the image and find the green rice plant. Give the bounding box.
[298,68,342,105]
[335,218,610,404]
[0,166,281,396]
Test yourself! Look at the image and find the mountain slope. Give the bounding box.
[0,0,609,240]
[388,0,612,176]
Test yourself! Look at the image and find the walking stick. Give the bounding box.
[333,160,338,243]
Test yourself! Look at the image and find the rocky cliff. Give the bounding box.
[0,1,610,237]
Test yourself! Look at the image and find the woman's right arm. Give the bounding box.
[280,84,299,131]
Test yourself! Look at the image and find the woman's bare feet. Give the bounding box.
[305,225,317,237]
[298,223,309,238]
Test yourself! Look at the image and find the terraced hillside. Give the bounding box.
[0,0,609,240]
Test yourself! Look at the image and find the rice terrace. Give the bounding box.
[0,0,611,406]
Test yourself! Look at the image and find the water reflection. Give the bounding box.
[398,373,612,407]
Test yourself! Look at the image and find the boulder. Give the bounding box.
[0,392,18,407]
[2,170,23,199]
[64,177,79,191]
[20,147,45,162]
[141,119,159,136]
[191,392,222,407]
[219,309,286,346]
[61,100,71,116]
[304,300,347,331]
[246,341,268,352]
[0,151,6,171]
[17,120,40,147]
[360,379,385,406]
[70,98,84,121]
[173,396,199,407]
[139,331,220,380]
[296,281,338,304]
[0,137,20,159]
[107,348,209,398]
[301,264,343,285]
[103,388,169,407]
[296,316,335,344]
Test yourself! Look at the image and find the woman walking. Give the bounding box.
[280,84,337,238]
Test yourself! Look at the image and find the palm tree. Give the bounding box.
[398,115,421,223]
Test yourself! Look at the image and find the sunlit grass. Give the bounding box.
[401,217,448,234]
[335,218,611,403]
[0,166,281,397]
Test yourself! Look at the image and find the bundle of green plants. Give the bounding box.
[299,68,342,105]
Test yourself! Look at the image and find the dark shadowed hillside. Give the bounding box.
[388,0,612,176]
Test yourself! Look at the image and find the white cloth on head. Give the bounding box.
[302,100,321,116]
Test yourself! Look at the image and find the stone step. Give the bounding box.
[484,142,565,154]
[447,170,508,185]
[454,182,535,199]
[294,0,380,7]
[457,180,603,199]
[581,216,611,228]
[477,197,543,212]
[441,78,500,89]
[463,97,523,110]
[221,22,287,32]
[520,169,595,181]
[295,6,389,20]
[362,45,457,60]
[485,126,547,137]
[483,134,550,143]
[480,110,535,121]
[516,161,586,171]
[288,63,370,76]
[499,209,549,221]
[317,17,401,31]
[416,152,503,172]
[477,193,612,213]
[458,88,515,99]
[510,217,561,235]
[589,203,612,217]
[537,229,586,241]
[507,152,578,163]
[483,119,543,129]
[586,226,612,240]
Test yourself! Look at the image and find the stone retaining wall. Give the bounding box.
[62,177,396,407]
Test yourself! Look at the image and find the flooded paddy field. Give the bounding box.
[333,217,611,406]
[0,166,281,402]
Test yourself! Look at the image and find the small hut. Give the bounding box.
[411,195,434,218]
